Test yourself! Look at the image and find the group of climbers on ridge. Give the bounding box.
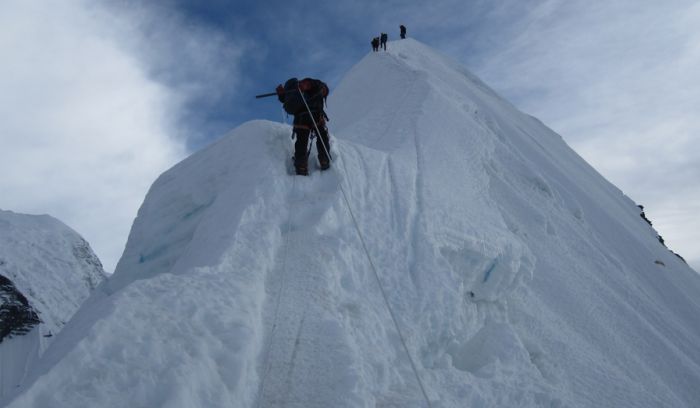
[371,25,406,52]
[371,33,387,52]
[262,25,408,176]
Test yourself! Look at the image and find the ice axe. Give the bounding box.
[254,92,278,99]
[255,88,305,99]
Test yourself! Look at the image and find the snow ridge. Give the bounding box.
[6,39,700,408]
[0,209,106,398]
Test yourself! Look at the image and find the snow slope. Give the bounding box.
[6,39,700,407]
[0,209,106,397]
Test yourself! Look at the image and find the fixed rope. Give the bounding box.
[255,137,297,408]
[299,91,433,408]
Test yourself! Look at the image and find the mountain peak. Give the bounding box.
[6,41,700,408]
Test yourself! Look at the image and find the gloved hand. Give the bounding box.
[275,84,284,97]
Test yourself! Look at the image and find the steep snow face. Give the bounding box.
[7,39,700,408]
[0,209,106,396]
[0,210,106,336]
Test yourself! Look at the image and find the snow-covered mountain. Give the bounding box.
[5,39,700,408]
[0,209,106,397]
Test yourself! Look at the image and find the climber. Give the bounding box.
[380,33,388,50]
[400,24,406,39]
[276,78,331,176]
[371,37,380,52]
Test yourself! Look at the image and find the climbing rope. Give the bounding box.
[255,130,297,408]
[300,91,434,408]
[256,109,321,407]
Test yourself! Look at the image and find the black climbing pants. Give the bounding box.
[293,112,330,165]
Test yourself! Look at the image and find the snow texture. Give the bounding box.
[5,39,700,408]
[0,209,106,398]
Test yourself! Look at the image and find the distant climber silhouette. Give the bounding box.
[371,37,380,52]
[380,33,388,50]
[400,25,406,39]
[276,78,331,175]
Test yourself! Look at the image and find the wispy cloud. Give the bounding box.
[0,0,250,271]
[99,1,255,148]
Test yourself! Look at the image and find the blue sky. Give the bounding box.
[110,0,549,149]
[1,0,698,272]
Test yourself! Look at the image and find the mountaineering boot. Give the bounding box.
[318,149,330,171]
[294,155,309,176]
[296,163,309,176]
[319,156,330,171]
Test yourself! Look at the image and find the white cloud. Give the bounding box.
[471,1,700,266]
[0,1,187,272]
[98,2,250,147]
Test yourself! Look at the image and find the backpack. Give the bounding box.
[282,78,327,115]
[282,78,305,115]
